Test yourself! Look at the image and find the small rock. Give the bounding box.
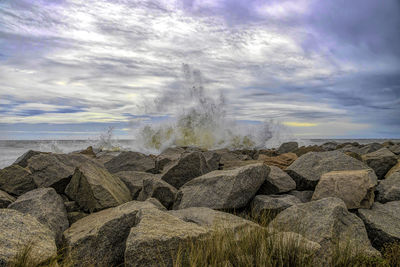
[0,189,15,208]
[259,152,298,169]
[202,150,221,171]
[8,188,69,246]
[288,190,314,203]
[257,165,296,194]
[286,151,370,190]
[174,163,269,210]
[358,201,400,250]
[0,165,35,196]
[65,162,132,212]
[251,194,301,217]
[293,145,324,157]
[362,148,397,179]
[321,142,338,151]
[312,169,377,209]
[114,171,155,199]
[137,176,177,209]
[104,151,156,174]
[277,142,298,154]
[76,146,96,157]
[0,209,57,266]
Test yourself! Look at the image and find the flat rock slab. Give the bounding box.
[312,169,377,209]
[362,148,397,179]
[63,200,159,267]
[259,153,298,169]
[8,188,68,246]
[257,165,296,194]
[124,208,209,267]
[173,163,269,210]
[286,151,370,190]
[104,151,156,174]
[0,209,57,266]
[65,161,131,212]
[270,197,377,259]
[358,201,400,250]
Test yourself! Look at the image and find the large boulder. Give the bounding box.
[251,194,301,217]
[155,147,185,172]
[137,176,177,209]
[26,153,95,193]
[270,197,377,258]
[124,208,209,267]
[312,169,377,209]
[173,163,269,210]
[104,151,156,174]
[169,207,257,231]
[114,171,155,199]
[63,200,159,267]
[258,153,298,169]
[286,151,370,190]
[8,188,68,246]
[65,162,131,212]
[0,165,35,196]
[0,190,15,208]
[13,150,42,168]
[161,151,210,189]
[358,201,400,250]
[0,209,57,266]
[321,142,338,151]
[376,172,400,203]
[293,145,324,157]
[388,143,400,155]
[202,150,221,171]
[277,142,298,154]
[385,160,400,179]
[257,165,296,194]
[362,148,397,179]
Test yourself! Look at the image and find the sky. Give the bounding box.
[0,0,399,140]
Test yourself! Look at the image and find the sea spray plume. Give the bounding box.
[132,64,295,152]
[97,126,120,151]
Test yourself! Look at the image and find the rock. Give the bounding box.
[257,149,278,158]
[155,147,185,172]
[0,209,57,266]
[64,201,80,212]
[277,142,298,154]
[114,171,155,199]
[0,164,35,196]
[65,162,131,213]
[95,150,121,164]
[358,143,384,155]
[169,207,258,231]
[344,151,363,161]
[382,141,395,147]
[388,143,400,155]
[385,160,400,178]
[358,201,400,250]
[8,188,68,246]
[124,208,209,267]
[321,142,338,151]
[288,190,314,203]
[63,200,160,267]
[0,190,15,208]
[145,197,167,211]
[76,146,96,157]
[174,163,269,210]
[104,151,156,174]
[293,145,324,157]
[202,150,221,171]
[27,153,95,193]
[137,176,177,209]
[270,197,377,258]
[312,169,377,209]
[259,152,298,169]
[67,211,88,225]
[336,142,361,150]
[257,165,296,194]
[214,149,250,165]
[13,150,42,168]
[376,172,400,203]
[251,194,301,217]
[221,160,263,170]
[362,148,397,179]
[286,151,370,190]
[161,151,210,189]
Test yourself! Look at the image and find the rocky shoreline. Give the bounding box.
[0,141,399,266]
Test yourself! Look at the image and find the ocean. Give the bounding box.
[1,139,399,169]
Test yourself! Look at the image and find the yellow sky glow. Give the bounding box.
[283,121,318,127]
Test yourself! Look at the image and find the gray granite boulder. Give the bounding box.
[0,209,57,266]
[358,201,400,249]
[104,151,156,174]
[251,194,301,217]
[114,171,155,199]
[137,176,177,209]
[0,190,15,208]
[8,188,68,246]
[277,142,298,154]
[65,162,131,212]
[257,165,296,195]
[362,148,397,179]
[288,190,314,203]
[13,150,42,168]
[376,172,400,203]
[0,165,35,196]
[174,163,269,210]
[286,151,370,190]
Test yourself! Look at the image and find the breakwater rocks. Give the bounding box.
[0,141,400,266]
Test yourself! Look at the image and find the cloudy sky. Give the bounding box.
[0,0,399,140]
